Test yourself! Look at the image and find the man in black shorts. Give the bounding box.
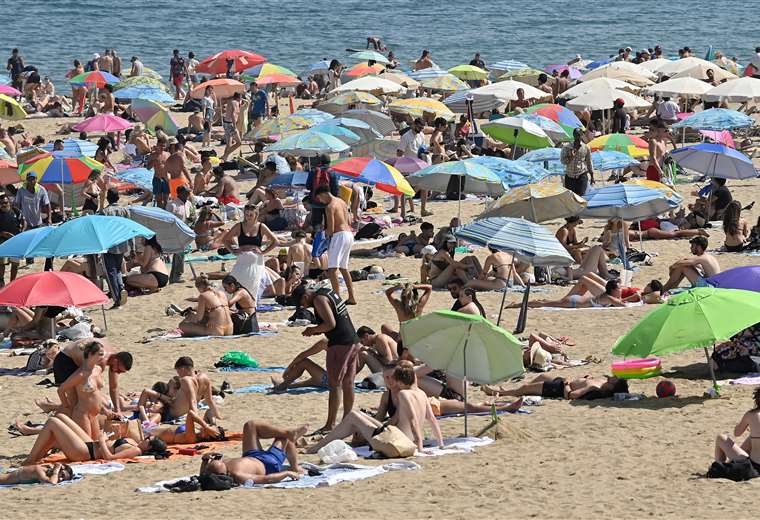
[485,373,629,400]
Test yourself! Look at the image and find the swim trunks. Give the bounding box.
[243,446,286,474]
[327,230,354,269]
[152,176,170,195]
[53,352,79,386]
[541,377,566,399]
[692,276,713,288]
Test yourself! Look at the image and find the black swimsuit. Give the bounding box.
[238,224,263,248]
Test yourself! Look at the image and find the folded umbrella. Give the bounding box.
[125,206,195,254]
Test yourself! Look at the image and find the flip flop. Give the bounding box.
[557,336,576,346]
[307,427,330,437]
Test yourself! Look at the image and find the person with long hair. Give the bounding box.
[713,386,760,474]
[194,205,226,251]
[221,274,258,334]
[456,288,486,316]
[179,274,233,337]
[81,169,103,214]
[722,200,749,252]
[124,236,169,292]
[223,204,278,256]
[56,341,107,438]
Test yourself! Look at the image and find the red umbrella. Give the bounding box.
[0,272,108,308]
[196,50,266,75]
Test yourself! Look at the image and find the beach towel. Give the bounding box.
[0,462,125,488]
[140,328,278,343]
[723,373,760,385]
[216,366,286,373]
[234,383,383,395]
[534,301,644,311]
[256,304,293,313]
[185,253,238,263]
[351,234,396,250]
[353,436,495,458]
[136,461,420,493]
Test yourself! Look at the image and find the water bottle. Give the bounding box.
[317,439,358,464]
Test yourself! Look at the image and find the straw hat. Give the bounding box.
[529,343,552,369]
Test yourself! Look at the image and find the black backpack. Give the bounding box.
[198,473,237,491]
[706,459,759,482]
[355,222,382,241]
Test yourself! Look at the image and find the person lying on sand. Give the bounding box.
[509,277,627,309]
[714,387,760,473]
[200,420,307,485]
[0,463,74,485]
[466,248,528,290]
[483,373,629,400]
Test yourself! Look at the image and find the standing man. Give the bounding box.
[165,138,193,197]
[170,49,186,100]
[553,69,570,103]
[305,154,339,235]
[248,82,269,130]
[397,118,431,217]
[14,172,52,270]
[6,48,25,91]
[292,283,360,434]
[111,49,122,77]
[220,92,242,161]
[469,52,486,69]
[98,50,113,73]
[0,193,23,286]
[167,185,196,284]
[147,137,171,208]
[560,128,595,196]
[646,120,669,183]
[99,188,129,308]
[315,184,357,305]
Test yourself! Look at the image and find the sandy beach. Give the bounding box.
[2,103,760,520]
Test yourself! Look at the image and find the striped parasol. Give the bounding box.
[388,98,455,120]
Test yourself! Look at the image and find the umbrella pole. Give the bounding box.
[463,323,472,438]
[496,259,515,327]
[704,345,719,393]
[638,219,645,252]
[101,304,108,331]
[98,254,116,330]
[458,175,462,223]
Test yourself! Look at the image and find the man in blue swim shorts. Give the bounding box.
[199,420,307,485]
[662,236,721,292]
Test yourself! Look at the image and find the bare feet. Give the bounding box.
[481,384,504,397]
[35,398,58,413]
[14,419,42,436]
[269,376,287,393]
[288,424,309,443]
[503,397,524,412]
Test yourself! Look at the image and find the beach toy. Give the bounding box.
[656,380,677,397]
[612,358,662,379]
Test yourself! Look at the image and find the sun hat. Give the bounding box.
[529,343,552,369]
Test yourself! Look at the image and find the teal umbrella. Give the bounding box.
[29,216,155,257]
[264,130,350,157]
[401,310,524,435]
[611,287,760,390]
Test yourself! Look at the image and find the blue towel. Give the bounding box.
[217,366,286,373]
[234,383,382,395]
[0,367,35,377]
[256,304,288,312]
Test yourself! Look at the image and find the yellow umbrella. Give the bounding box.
[388,98,455,120]
[421,74,470,91]
[448,64,488,80]
[479,183,586,223]
[0,94,27,121]
[627,179,678,198]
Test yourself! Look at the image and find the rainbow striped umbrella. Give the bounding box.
[448,64,488,80]
[523,103,583,135]
[243,63,299,85]
[388,98,455,120]
[588,133,649,158]
[131,99,179,136]
[69,70,120,88]
[19,152,103,184]
[331,157,414,196]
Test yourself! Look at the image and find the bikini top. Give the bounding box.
[238,223,263,247]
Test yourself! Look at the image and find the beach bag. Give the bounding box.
[369,425,416,458]
[706,459,759,481]
[217,351,259,368]
[230,312,259,335]
[198,473,236,491]
[25,347,48,372]
[354,222,382,241]
[104,419,144,442]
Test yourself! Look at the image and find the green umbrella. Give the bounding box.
[401,310,525,435]
[611,287,760,390]
[481,117,554,152]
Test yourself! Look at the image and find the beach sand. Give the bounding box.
[1,111,760,519]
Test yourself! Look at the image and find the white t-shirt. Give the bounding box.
[399,129,424,158]
[656,100,679,121]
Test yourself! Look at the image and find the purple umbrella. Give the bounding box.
[707,266,760,292]
[544,64,582,79]
[391,156,428,173]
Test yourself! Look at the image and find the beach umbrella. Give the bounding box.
[330,76,405,95]
[302,59,331,77]
[113,86,175,103]
[672,108,753,131]
[448,64,489,80]
[254,73,301,87]
[190,78,245,99]
[141,68,164,80]
[18,152,103,184]
[626,179,682,201]
[320,91,383,114]
[639,58,671,71]
[72,114,133,133]
[402,310,524,435]
[580,184,678,220]
[473,156,557,186]
[264,130,350,157]
[444,80,549,112]
[113,76,167,92]
[0,146,9,160]
[579,62,655,86]
[523,103,584,134]
[313,117,381,144]
[196,49,266,75]
[68,70,120,88]
[611,287,760,388]
[703,77,760,103]
[0,226,54,259]
[644,77,713,98]
[479,183,586,222]
[671,63,737,82]
[707,266,760,292]
[348,50,390,65]
[41,138,98,157]
[0,94,27,120]
[0,271,108,308]
[592,150,639,171]
[330,157,414,196]
[588,133,649,158]
[420,74,470,92]
[246,114,319,140]
[0,85,21,97]
[131,98,179,136]
[443,90,505,113]
[489,60,530,74]
[517,148,565,175]
[0,159,19,185]
[307,124,360,144]
[342,109,395,136]
[669,143,757,180]
[269,171,309,188]
[565,87,651,111]
[114,167,154,191]
[655,57,718,76]
[391,156,428,173]
[294,108,334,124]
[378,72,420,89]
[481,117,554,150]
[544,64,582,79]
[496,68,546,86]
[29,215,154,257]
[407,67,450,81]
[344,62,385,78]
[125,206,195,254]
[514,114,571,142]
[241,63,297,79]
[388,98,455,120]
[559,78,639,100]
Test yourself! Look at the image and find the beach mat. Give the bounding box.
[186,253,238,263]
[353,436,494,458]
[141,329,278,343]
[215,366,286,373]
[722,373,760,385]
[136,460,419,493]
[0,462,124,489]
[234,383,383,395]
[534,301,644,311]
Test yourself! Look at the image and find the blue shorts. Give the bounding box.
[692,276,712,288]
[243,446,286,474]
[152,176,169,195]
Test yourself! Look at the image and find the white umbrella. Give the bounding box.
[671,63,737,82]
[329,76,405,95]
[565,87,651,111]
[378,71,420,89]
[639,58,671,71]
[580,62,656,86]
[644,77,713,98]
[560,77,638,99]
[444,80,548,112]
[655,57,716,76]
[342,109,396,136]
[703,77,760,103]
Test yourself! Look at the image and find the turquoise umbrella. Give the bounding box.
[30,216,155,257]
[264,130,350,157]
[401,310,525,435]
[0,226,55,259]
[348,50,390,65]
[308,124,361,144]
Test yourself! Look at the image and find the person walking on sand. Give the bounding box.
[221,92,242,161]
[561,128,595,196]
[170,49,186,100]
[314,184,357,305]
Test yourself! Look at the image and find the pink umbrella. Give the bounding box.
[391,156,428,173]
[544,64,582,79]
[700,129,735,148]
[72,114,133,133]
[0,85,21,97]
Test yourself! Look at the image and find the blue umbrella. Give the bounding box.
[114,86,175,103]
[41,138,98,157]
[488,60,529,73]
[586,58,613,70]
[0,76,9,86]
[307,124,361,144]
[294,108,334,124]
[407,68,450,81]
[313,117,381,143]
[670,143,757,180]
[581,184,679,220]
[469,156,555,187]
[517,148,565,175]
[301,60,331,77]
[115,167,154,191]
[30,216,155,257]
[672,108,753,131]
[125,206,195,254]
[264,130,350,157]
[0,226,55,259]
[591,150,639,171]
[269,171,308,187]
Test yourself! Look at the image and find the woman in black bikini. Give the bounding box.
[714,386,760,474]
[179,273,233,336]
[222,204,279,256]
[81,169,102,214]
[124,236,170,292]
[421,236,479,288]
[221,274,259,334]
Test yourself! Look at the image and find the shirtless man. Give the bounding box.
[200,420,306,485]
[98,50,113,73]
[99,84,115,114]
[221,92,242,161]
[147,138,171,208]
[128,125,151,158]
[166,141,192,192]
[315,184,356,304]
[50,339,132,414]
[187,109,204,134]
[206,167,240,205]
[356,325,398,373]
[662,236,721,292]
[286,230,311,271]
[414,50,434,71]
[553,69,570,100]
[647,120,670,183]
[168,356,221,423]
[484,372,629,400]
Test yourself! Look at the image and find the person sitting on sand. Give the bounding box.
[514,277,627,309]
[124,236,170,292]
[0,463,74,486]
[270,339,329,393]
[420,235,480,288]
[722,201,749,252]
[221,275,258,335]
[179,274,233,337]
[466,247,526,290]
[285,230,312,273]
[713,386,760,474]
[163,356,221,424]
[356,326,398,373]
[556,216,589,263]
[483,373,629,400]
[306,361,444,454]
[22,413,167,464]
[395,222,435,256]
[380,282,432,340]
[1,305,66,340]
[455,287,487,316]
[193,205,226,251]
[200,419,306,485]
[559,244,613,281]
[661,236,720,292]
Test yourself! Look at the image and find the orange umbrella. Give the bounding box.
[196,50,266,75]
[0,159,19,185]
[345,62,385,78]
[191,78,245,99]
[255,74,302,86]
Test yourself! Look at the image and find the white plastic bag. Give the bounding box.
[317,440,358,464]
